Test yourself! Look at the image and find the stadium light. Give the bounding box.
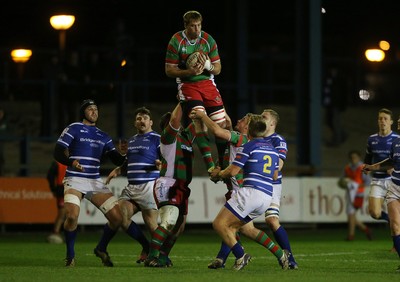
[365,49,385,62]
[50,15,75,57]
[379,40,390,51]
[11,49,32,63]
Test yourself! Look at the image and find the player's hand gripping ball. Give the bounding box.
[186,51,205,68]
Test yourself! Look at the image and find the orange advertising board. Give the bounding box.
[0,178,57,223]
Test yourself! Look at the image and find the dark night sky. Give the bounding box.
[2,0,400,107]
[1,0,399,55]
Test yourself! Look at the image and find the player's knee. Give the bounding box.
[212,218,224,233]
[369,209,381,219]
[265,216,280,230]
[121,217,132,231]
[99,196,119,214]
[64,194,81,207]
[159,205,179,231]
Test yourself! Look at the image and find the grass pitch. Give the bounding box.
[0,224,399,282]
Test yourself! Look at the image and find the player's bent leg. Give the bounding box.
[206,105,226,127]
[368,197,383,219]
[92,194,122,267]
[265,209,298,269]
[118,200,136,230]
[142,209,159,232]
[64,193,81,231]
[159,205,179,231]
[213,207,242,248]
[93,194,122,228]
[239,221,258,239]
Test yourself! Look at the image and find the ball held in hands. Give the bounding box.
[186,51,207,69]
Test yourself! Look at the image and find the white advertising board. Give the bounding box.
[78,176,375,225]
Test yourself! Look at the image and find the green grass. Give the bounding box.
[0,225,399,282]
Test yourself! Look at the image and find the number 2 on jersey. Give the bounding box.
[263,155,272,174]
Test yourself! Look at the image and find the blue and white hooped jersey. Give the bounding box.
[366,131,400,179]
[264,132,287,184]
[126,131,161,185]
[56,122,117,179]
[389,138,400,186]
[232,138,279,196]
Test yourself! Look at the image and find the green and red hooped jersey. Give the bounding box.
[165,30,220,83]
[160,122,214,186]
[223,131,249,191]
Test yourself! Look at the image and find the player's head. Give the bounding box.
[261,109,279,126]
[134,106,152,120]
[183,10,202,26]
[80,99,97,122]
[159,112,172,131]
[183,11,202,39]
[377,108,393,131]
[134,106,153,133]
[235,113,253,133]
[247,114,267,138]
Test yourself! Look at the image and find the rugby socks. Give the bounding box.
[393,235,400,256]
[214,232,240,262]
[159,234,177,257]
[273,226,296,263]
[216,241,231,262]
[126,221,149,251]
[64,228,78,259]
[148,226,170,258]
[159,235,177,264]
[380,211,390,222]
[255,230,283,259]
[231,242,245,259]
[96,223,117,251]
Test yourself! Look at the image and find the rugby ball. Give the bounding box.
[186,51,203,68]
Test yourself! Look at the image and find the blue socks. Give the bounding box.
[126,221,149,251]
[231,242,245,259]
[96,223,117,251]
[216,241,231,263]
[393,235,400,257]
[380,211,390,222]
[64,229,78,259]
[274,226,296,263]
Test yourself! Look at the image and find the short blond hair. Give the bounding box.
[183,11,202,26]
[262,109,280,124]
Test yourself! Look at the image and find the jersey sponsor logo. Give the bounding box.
[79,138,105,146]
[129,145,150,151]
